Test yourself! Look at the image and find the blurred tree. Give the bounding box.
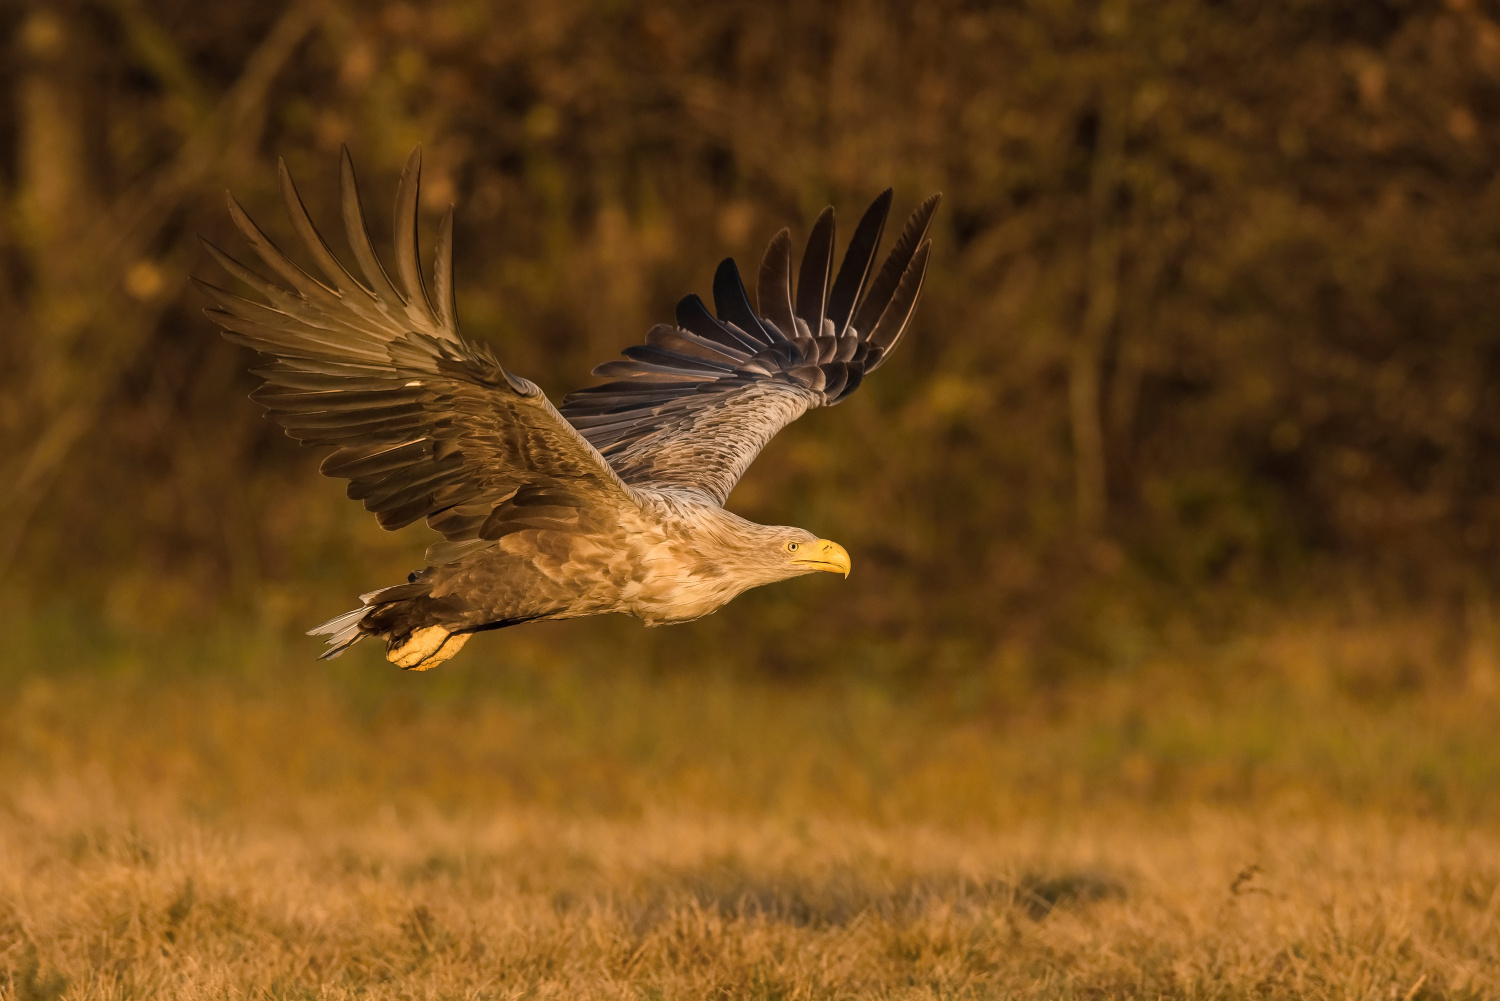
[1,0,317,574]
[4,0,1500,678]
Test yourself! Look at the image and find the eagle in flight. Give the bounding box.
[201,148,938,670]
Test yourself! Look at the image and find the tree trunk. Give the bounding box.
[15,4,99,408]
[1069,94,1125,535]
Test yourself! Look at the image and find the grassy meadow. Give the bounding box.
[3,613,1500,999]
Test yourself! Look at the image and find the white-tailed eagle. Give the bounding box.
[200,148,938,669]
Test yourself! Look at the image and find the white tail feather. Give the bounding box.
[308,606,367,659]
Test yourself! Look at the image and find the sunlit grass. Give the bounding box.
[3,615,1499,997]
[7,805,1496,999]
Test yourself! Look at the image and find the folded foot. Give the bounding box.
[386,626,470,671]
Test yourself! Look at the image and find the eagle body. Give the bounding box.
[202,148,937,669]
[370,488,831,638]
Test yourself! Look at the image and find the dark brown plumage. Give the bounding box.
[201,147,938,669]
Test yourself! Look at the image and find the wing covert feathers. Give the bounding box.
[203,145,633,543]
[560,190,941,505]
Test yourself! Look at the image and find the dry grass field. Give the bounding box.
[6,804,1498,999]
[3,616,1500,999]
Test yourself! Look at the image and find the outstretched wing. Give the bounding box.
[198,147,636,552]
[559,191,940,506]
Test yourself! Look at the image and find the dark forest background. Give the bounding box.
[5,0,1500,683]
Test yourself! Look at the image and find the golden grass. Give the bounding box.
[3,619,1500,998]
[5,800,1497,999]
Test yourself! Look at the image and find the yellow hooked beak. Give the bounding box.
[792,539,851,578]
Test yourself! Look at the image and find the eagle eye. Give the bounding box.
[786,541,800,553]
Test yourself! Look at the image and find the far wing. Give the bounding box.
[559,191,940,506]
[199,147,636,550]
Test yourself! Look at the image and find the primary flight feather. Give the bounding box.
[201,147,939,670]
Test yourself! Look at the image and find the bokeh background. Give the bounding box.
[4,2,1500,995]
[9,0,1500,678]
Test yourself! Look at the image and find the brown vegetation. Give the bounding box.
[3,621,1500,997]
[7,803,1495,999]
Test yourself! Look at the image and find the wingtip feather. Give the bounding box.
[339,149,406,305]
[393,144,437,320]
[826,189,893,335]
[756,228,796,339]
[433,205,458,333]
[712,256,772,346]
[795,206,836,335]
[851,192,941,339]
[865,238,932,369]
